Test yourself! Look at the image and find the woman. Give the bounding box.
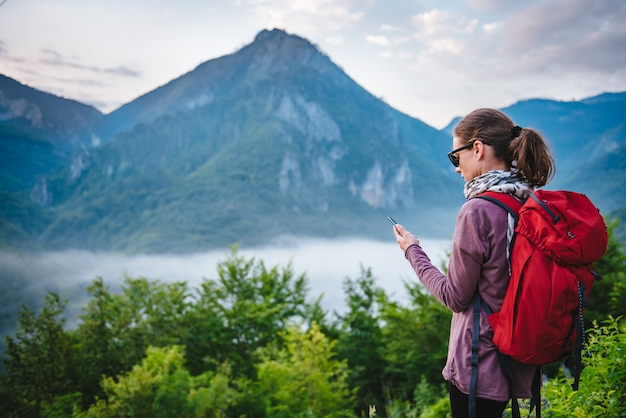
[393,108,555,417]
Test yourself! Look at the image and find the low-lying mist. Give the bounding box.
[1,236,450,326]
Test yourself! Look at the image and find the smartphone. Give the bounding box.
[387,216,402,236]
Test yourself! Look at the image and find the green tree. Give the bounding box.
[184,248,309,378]
[75,277,191,405]
[586,218,626,325]
[335,267,386,415]
[1,293,77,417]
[256,323,356,418]
[378,280,451,406]
[81,345,239,418]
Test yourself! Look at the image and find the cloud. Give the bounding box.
[2,47,141,79]
[366,33,411,47]
[245,0,364,35]
[467,0,520,12]
[324,35,345,45]
[497,0,626,75]
[410,9,470,60]
[391,35,411,45]
[0,46,143,113]
[366,35,390,46]
[41,48,63,60]
[2,0,622,128]
[481,22,502,34]
[380,23,401,31]
[37,49,141,77]
[412,9,454,39]
[405,0,626,83]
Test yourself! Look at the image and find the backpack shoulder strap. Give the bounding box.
[474,191,523,221]
[469,191,526,418]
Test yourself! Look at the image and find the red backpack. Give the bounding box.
[471,190,608,418]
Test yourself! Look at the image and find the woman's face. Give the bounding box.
[451,136,481,182]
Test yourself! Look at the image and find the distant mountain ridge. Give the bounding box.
[1,29,625,252]
[0,74,102,201]
[0,74,101,149]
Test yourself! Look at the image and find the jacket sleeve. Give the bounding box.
[405,200,490,312]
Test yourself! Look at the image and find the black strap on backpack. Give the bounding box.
[471,294,542,418]
[469,295,481,418]
[470,294,527,418]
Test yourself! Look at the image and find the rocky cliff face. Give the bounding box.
[0,92,45,127]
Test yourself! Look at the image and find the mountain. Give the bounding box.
[0,75,102,192]
[0,74,102,150]
[1,29,625,253]
[24,29,463,253]
[0,75,102,248]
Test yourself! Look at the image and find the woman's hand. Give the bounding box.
[393,223,420,252]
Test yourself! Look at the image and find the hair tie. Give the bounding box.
[511,125,522,139]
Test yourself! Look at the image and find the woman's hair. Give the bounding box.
[453,108,555,188]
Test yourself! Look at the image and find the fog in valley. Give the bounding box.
[2,237,451,323]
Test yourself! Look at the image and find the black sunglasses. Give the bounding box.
[447,142,474,167]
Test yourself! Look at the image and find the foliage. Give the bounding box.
[418,396,452,418]
[1,237,625,417]
[183,247,310,378]
[378,281,451,399]
[335,267,386,414]
[81,345,238,418]
[1,293,77,417]
[333,267,451,416]
[256,323,355,418]
[586,218,626,325]
[543,317,626,417]
[412,376,448,417]
[381,382,450,418]
[74,276,191,405]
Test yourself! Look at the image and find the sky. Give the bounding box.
[0,0,625,129]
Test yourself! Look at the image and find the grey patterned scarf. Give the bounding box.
[464,169,533,200]
[464,170,534,271]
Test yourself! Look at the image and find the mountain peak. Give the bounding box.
[252,28,314,51]
[241,28,331,75]
[254,28,292,43]
[98,29,346,139]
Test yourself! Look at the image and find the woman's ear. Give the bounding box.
[474,141,484,160]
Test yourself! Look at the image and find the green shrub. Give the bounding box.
[543,317,626,417]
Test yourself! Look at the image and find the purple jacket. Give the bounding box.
[405,197,537,401]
